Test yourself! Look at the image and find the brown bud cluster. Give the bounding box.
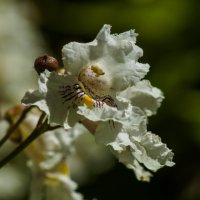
[5,105,24,119]
[34,55,60,75]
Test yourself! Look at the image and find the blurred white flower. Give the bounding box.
[22,24,149,128]
[30,172,83,200]
[21,24,174,181]
[0,108,84,200]
[0,0,46,110]
[0,120,29,200]
[22,115,84,200]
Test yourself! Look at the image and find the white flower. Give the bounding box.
[22,24,149,128]
[30,169,83,200]
[1,109,84,200]
[22,71,81,129]
[23,116,84,200]
[78,99,174,181]
[22,24,174,181]
[62,24,149,91]
[119,80,164,116]
[26,122,84,171]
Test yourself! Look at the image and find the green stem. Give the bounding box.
[0,106,33,148]
[0,117,49,169]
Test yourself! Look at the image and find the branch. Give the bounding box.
[0,106,33,148]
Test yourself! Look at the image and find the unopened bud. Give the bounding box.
[34,55,60,75]
[5,105,24,120]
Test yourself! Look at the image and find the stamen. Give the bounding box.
[82,95,94,109]
[91,65,105,77]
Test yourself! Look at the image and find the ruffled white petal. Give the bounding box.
[25,117,84,200]
[104,127,174,181]
[62,41,94,76]
[62,24,150,92]
[119,80,164,116]
[113,148,153,182]
[21,71,80,129]
[78,101,174,181]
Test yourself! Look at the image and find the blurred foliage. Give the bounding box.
[1,0,200,199]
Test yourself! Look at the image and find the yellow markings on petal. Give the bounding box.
[82,95,94,109]
[45,163,70,186]
[55,162,69,176]
[91,65,105,77]
[26,142,45,163]
[45,173,60,185]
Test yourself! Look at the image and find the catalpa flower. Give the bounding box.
[0,107,84,200]
[78,97,174,181]
[27,124,84,200]
[22,24,149,129]
[22,24,174,181]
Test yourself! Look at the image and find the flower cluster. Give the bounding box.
[22,24,174,181]
[0,107,84,200]
[27,122,84,200]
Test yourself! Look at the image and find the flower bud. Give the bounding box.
[5,105,24,120]
[34,55,60,75]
